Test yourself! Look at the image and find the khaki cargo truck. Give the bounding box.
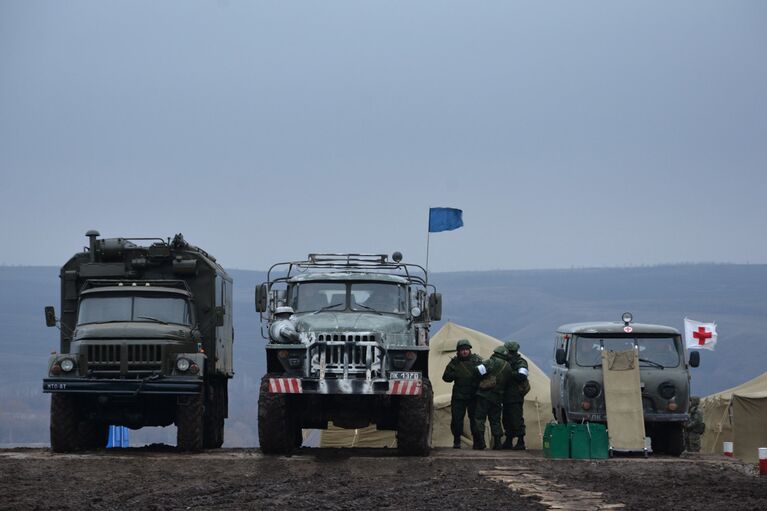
[43,231,233,452]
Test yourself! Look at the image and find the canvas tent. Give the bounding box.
[700,371,767,463]
[320,321,552,448]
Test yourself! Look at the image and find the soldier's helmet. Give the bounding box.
[493,346,508,357]
[505,341,520,353]
[456,339,472,351]
[690,396,701,407]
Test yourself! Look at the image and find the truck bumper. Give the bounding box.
[566,412,689,422]
[267,377,422,395]
[42,377,203,395]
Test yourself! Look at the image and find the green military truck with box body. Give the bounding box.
[550,313,700,455]
[43,231,233,452]
[255,253,441,455]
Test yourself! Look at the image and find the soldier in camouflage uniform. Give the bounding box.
[473,346,513,450]
[442,339,483,449]
[502,341,530,450]
[685,396,705,453]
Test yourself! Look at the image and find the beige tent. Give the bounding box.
[700,371,767,462]
[320,321,551,448]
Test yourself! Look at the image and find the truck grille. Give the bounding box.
[86,344,164,374]
[310,333,382,379]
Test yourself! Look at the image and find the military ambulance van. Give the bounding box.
[550,313,700,455]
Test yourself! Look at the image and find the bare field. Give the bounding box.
[1,448,765,510]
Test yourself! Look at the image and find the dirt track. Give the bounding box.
[1,448,766,510]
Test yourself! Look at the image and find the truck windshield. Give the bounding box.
[350,283,406,314]
[290,281,407,314]
[291,282,347,313]
[575,336,681,368]
[77,294,192,326]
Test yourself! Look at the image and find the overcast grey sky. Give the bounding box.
[1,1,765,272]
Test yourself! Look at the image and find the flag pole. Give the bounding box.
[425,211,431,285]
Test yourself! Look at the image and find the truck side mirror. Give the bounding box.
[44,306,57,327]
[255,283,268,313]
[689,350,700,368]
[428,293,442,321]
[555,348,567,365]
[215,306,225,327]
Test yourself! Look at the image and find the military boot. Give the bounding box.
[502,436,514,450]
[453,436,462,449]
[473,438,486,450]
[512,436,526,450]
[492,436,503,450]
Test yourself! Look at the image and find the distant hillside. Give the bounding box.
[1,264,765,446]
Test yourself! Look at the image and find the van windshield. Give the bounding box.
[575,336,681,368]
[78,294,192,326]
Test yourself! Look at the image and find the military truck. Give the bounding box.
[255,253,441,455]
[43,230,233,452]
[550,313,700,455]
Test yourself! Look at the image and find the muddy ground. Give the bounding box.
[1,448,765,510]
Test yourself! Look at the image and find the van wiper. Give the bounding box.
[638,358,665,369]
[312,302,344,315]
[136,316,168,325]
[592,363,603,369]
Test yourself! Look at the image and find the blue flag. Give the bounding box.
[428,207,464,233]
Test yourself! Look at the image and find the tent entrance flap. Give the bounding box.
[602,349,646,452]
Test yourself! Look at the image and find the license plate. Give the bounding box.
[389,371,421,381]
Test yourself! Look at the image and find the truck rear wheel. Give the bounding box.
[176,393,204,451]
[50,394,80,453]
[258,374,298,455]
[203,378,227,449]
[397,378,433,456]
[79,420,109,450]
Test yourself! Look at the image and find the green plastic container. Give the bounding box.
[568,424,591,459]
[543,423,569,459]
[586,423,609,459]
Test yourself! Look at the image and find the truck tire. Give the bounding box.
[258,374,297,455]
[79,420,109,450]
[50,394,80,453]
[397,378,433,456]
[203,378,226,449]
[663,423,685,456]
[176,393,204,451]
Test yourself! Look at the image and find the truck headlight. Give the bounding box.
[176,358,191,372]
[60,358,75,373]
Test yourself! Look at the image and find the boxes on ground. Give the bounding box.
[588,423,609,459]
[544,422,609,460]
[543,423,569,459]
[569,424,591,459]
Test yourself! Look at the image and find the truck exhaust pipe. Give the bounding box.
[86,230,100,262]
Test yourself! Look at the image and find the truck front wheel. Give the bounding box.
[258,374,298,455]
[176,393,204,451]
[397,379,433,456]
[50,394,80,453]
